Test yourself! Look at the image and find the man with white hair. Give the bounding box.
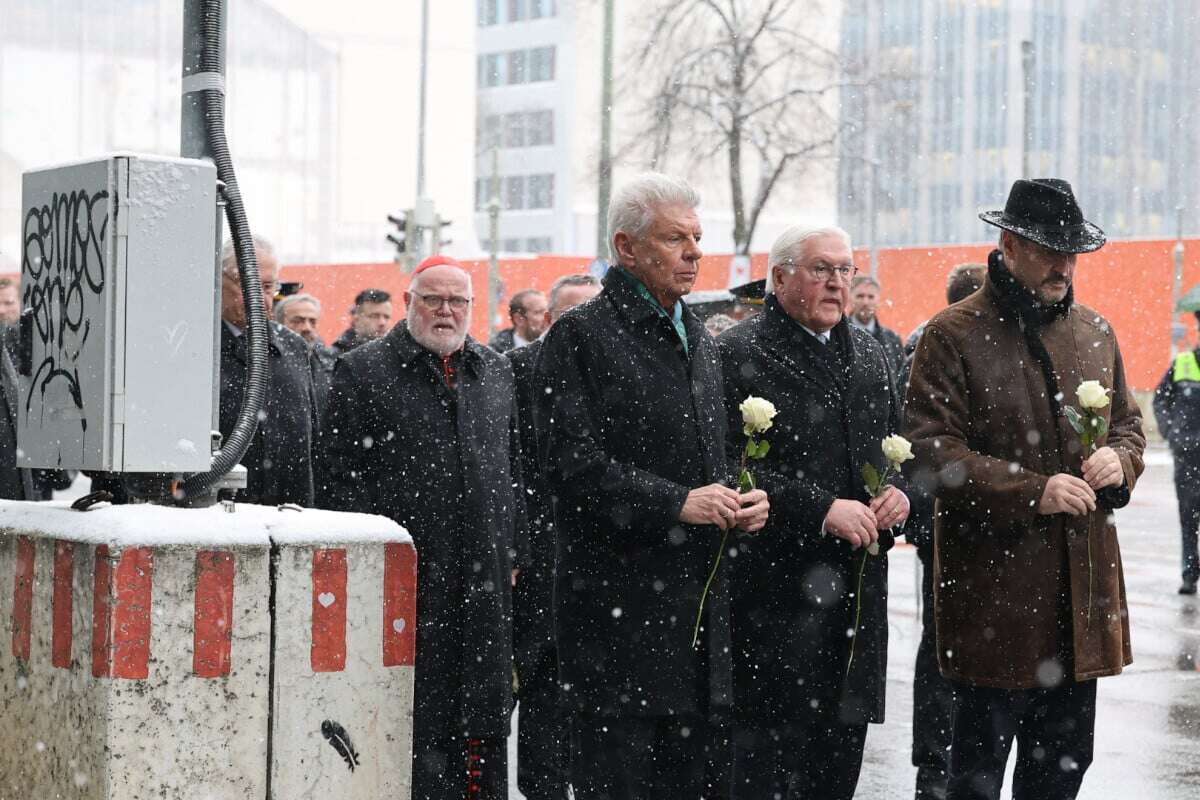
[534,173,769,798]
[716,225,907,799]
[274,292,336,408]
[219,236,319,506]
[316,255,525,800]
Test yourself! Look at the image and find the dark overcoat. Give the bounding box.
[904,275,1145,688]
[316,321,524,739]
[717,297,901,725]
[533,268,732,719]
[220,321,318,506]
[509,340,553,674]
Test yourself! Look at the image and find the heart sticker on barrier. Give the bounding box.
[317,592,336,608]
[392,618,406,634]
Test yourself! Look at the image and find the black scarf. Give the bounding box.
[987,248,1072,417]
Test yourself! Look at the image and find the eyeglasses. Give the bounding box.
[412,291,472,311]
[802,262,857,283]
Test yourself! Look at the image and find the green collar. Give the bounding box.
[608,267,688,354]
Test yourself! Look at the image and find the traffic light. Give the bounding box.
[435,216,453,253]
[386,211,409,259]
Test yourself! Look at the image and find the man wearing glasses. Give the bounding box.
[218,235,319,506]
[317,254,525,800]
[716,225,907,799]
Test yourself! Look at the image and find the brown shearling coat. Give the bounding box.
[904,277,1145,689]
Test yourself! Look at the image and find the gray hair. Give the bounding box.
[765,225,852,295]
[273,292,322,322]
[606,173,700,261]
[850,274,880,291]
[221,235,276,276]
[548,273,601,313]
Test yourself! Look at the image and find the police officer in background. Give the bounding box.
[1154,311,1200,595]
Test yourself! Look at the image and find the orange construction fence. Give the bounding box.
[284,240,1198,392]
[2,241,1190,392]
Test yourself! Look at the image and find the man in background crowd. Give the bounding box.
[275,292,335,408]
[489,289,548,353]
[1153,311,1200,595]
[508,273,601,800]
[219,236,319,506]
[902,262,985,800]
[332,288,393,355]
[849,274,904,377]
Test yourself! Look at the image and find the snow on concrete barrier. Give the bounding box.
[0,500,414,800]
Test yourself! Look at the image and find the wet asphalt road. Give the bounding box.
[856,444,1200,799]
[513,444,1200,798]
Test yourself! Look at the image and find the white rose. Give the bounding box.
[881,434,914,466]
[1076,380,1110,410]
[740,396,778,435]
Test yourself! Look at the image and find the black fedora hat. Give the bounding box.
[979,178,1105,254]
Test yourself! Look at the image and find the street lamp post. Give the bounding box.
[1171,205,1186,358]
[487,147,501,342]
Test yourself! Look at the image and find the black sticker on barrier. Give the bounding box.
[321,719,360,772]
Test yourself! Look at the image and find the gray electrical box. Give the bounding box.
[18,153,218,472]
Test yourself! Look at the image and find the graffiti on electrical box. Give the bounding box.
[21,188,109,437]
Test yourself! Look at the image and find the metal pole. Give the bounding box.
[1172,205,1186,358]
[417,0,430,199]
[487,147,501,341]
[595,0,615,259]
[1021,40,1034,177]
[867,159,879,277]
[181,0,225,160]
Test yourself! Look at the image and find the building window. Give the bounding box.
[527,110,554,145]
[526,237,553,252]
[479,114,502,149]
[527,174,554,209]
[507,49,528,85]
[504,113,527,148]
[477,0,499,26]
[503,238,523,252]
[478,47,555,88]
[479,0,555,26]
[477,53,504,88]
[504,176,526,210]
[528,46,555,82]
[529,0,556,18]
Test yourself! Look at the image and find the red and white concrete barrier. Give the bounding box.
[0,500,414,800]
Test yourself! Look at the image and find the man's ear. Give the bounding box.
[613,231,636,266]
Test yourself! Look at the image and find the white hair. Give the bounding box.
[606,173,700,261]
[221,235,275,276]
[765,225,852,295]
[273,292,322,322]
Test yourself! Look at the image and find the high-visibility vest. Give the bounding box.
[1174,350,1200,383]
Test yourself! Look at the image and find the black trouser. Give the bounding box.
[730,706,868,800]
[913,542,954,799]
[516,646,569,800]
[946,679,1096,800]
[569,713,710,800]
[412,734,508,800]
[1175,449,1200,582]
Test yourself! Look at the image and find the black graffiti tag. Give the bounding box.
[22,188,109,435]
